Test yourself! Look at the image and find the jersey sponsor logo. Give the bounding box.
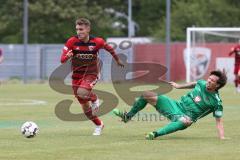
[194,96,201,103]
[88,46,95,51]
[75,54,94,59]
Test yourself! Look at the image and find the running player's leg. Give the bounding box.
[72,76,103,135]
[234,66,240,87]
[75,89,102,126]
[77,74,100,114]
[76,75,104,135]
[76,97,103,135]
[237,67,240,93]
[77,75,98,102]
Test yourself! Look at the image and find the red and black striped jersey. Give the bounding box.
[229,44,240,66]
[61,35,119,79]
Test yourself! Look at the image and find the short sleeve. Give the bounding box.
[97,38,106,48]
[213,105,223,118]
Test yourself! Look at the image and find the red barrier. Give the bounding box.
[133,43,236,81]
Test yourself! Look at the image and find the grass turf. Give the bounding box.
[0,83,239,160]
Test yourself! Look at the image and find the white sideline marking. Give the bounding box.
[0,99,47,106]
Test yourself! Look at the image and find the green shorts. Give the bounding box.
[155,95,186,121]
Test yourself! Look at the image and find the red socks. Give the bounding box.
[84,108,102,125]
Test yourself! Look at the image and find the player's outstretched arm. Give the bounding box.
[0,49,3,63]
[103,43,124,67]
[169,81,197,89]
[0,56,3,64]
[215,118,225,140]
[228,47,235,56]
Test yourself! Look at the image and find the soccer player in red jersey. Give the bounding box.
[60,18,124,135]
[229,44,240,93]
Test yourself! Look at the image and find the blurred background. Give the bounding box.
[0,0,240,83]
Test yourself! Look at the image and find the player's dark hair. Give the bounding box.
[210,70,227,91]
[75,18,91,26]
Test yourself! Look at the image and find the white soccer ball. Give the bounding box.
[21,121,39,138]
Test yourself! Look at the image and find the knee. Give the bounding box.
[77,88,90,99]
[142,91,157,101]
[179,116,193,128]
[77,93,87,99]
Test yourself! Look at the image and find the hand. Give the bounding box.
[169,81,181,89]
[66,50,73,58]
[116,59,124,68]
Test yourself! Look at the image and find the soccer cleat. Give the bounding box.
[93,122,104,136]
[91,99,100,115]
[145,132,155,140]
[112,108,130,123]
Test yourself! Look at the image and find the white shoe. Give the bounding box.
[91,99,100,115]
[237,86,240,93]
[93,123,104,136]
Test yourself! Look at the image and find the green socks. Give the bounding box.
[153,120,187,138]
[126,96,148,119]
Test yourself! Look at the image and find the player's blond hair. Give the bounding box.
[75,18,91,26]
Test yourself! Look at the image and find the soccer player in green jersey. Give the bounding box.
[113,70,227,140]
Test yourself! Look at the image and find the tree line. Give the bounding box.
[0,0,239,43]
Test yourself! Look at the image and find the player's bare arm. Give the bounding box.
[115,59,124,67]
[169,81,197,89]
[103,43,124,68]
[228,47,235,56]
[0,56,3,63]
[215,117,225,140]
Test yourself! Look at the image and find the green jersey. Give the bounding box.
[180,80,223,122]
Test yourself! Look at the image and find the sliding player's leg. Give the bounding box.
[146,95,192,140]
[113,91,158,122]
[146,117,192,140]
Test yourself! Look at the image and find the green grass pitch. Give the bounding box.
[0,82,239,160]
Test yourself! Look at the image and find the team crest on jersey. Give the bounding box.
[88,46,95,51]
[183,47,211,81]
[194,96,201,103]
